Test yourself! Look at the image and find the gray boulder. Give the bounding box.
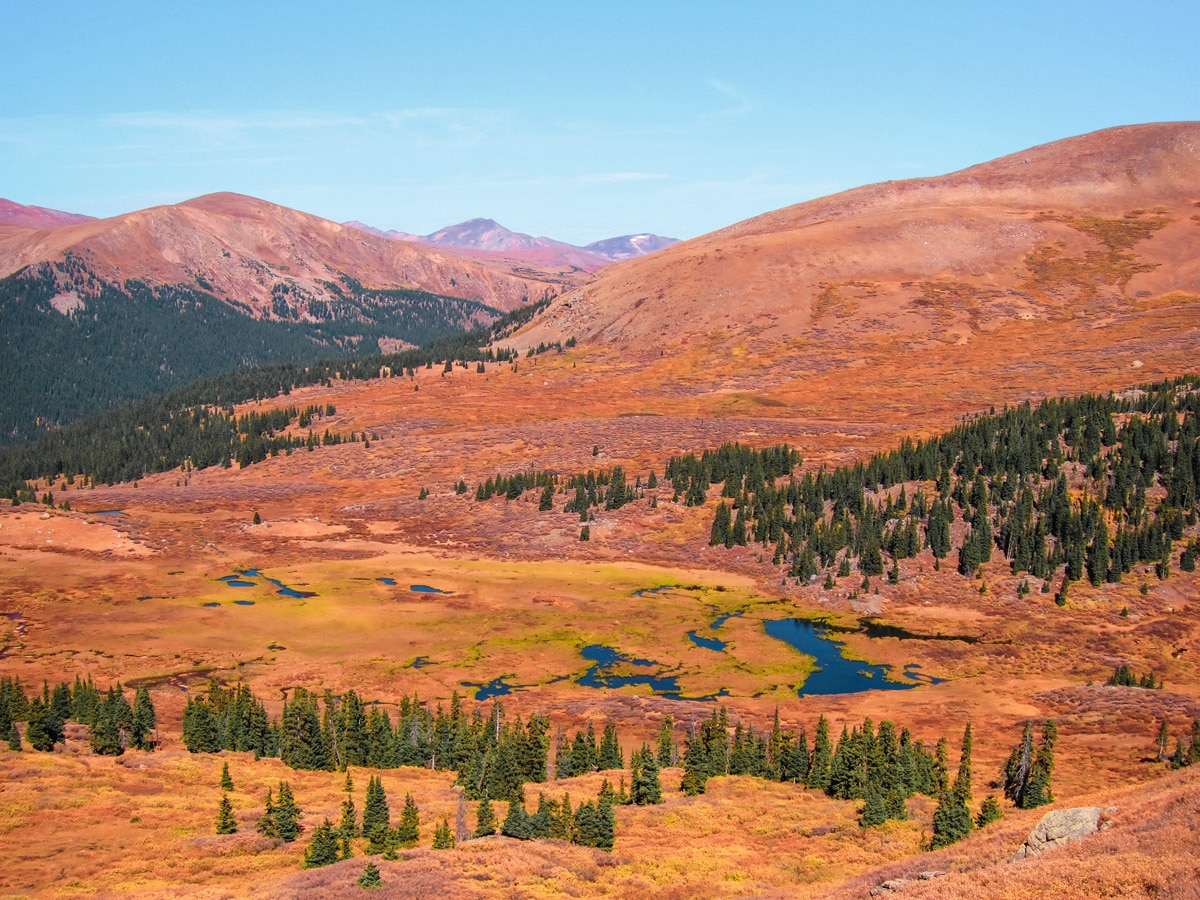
[1012,806,1112,860]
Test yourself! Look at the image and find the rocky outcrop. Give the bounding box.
[1012,806,1113,860]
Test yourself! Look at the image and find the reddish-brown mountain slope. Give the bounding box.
[0,198,95,230]
[520,122,1200,352]
[0,192,571,314]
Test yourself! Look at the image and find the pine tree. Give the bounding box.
[275,781,301,842]
[130,686,156,751]
[303,819,340,868]
[501,799,532,839]
[432,819,455,849]
[930,792,972,849]
[395,793,420,848]
[656,716,675,767]
[220,761,234,791]
[1157,718,1171,763]
[630,745,663,805]
[357,861,383,888]
[975,795,1002,828]
[597,722,623,770]
[339,795,359,839]
[951,723,972,802]
[859,784,887,828]
[594,793,616,851]
[25,699,54,752]
[363,775,391,852]
[475,796,497,837]
[806,715,832,790]
[7,723,21,751]
[256,788,278,838]
[216,794,238,834]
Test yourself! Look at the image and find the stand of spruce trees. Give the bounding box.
[0,674,156,755]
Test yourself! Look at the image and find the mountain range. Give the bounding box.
[342,216,678,271]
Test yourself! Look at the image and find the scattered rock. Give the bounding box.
[870,872,945,895]
[1012,806,1112,860]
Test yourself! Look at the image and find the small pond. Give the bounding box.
[378,577,397,586]
[411,584,452,594]
[577,644,728,701]
[233,600,256,607]
[461,676,517,700]
[217,571,316,598]
[763,618,944,695]
[687,631,727,651]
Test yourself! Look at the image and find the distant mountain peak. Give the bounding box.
[0,198,96,230]
[343,217,679,268]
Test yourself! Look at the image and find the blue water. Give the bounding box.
[632,585,671,597]
[233,600,255,606]
[93,510,123,515]
[378,577,397,586]
[262,576,316,599]
[218,571,316,598]
[202,602,220,608]
[461,676,515,700]
[576,644,727,701]
[763,618,935,695]
[408,656,434,669]
[411,584,451,594]
[687,630,727,651]
[710,610,744,630]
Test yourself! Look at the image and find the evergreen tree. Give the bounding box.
[859,784,887,828]
[710,502,732,546]
[256,788,278,838]
[594,793,616,851]
[357,861,383,888]
[362,775,391,852]
[1001,720,1056,809]
[130,685,156,750]
[6,722,21,751]
[475,796,498,837]
[630,745,663,805]
[339,794,359,839]
[930,792,972,849]
[303,819,340,868]
[656,716,676,767]
[395,792,420,847]
[1157,718,1171,763]
[1021,720,1057,809]
[806,715,832,791]
[597,722,623,770]
[432,819,455,849]
[975,795,1002,828]
[216,794,238,834]
[951,723,973,802]
[501,799,532,839]
[275,781,301,842]
[220,761,234,791]
[25,699,55,752]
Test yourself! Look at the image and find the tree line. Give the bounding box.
[0,297,551,497]
[1,674,156,755]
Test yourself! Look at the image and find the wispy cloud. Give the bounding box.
[706,79,755,117]
[580,172,668,184]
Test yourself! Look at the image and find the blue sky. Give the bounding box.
[3,2,1196,243]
